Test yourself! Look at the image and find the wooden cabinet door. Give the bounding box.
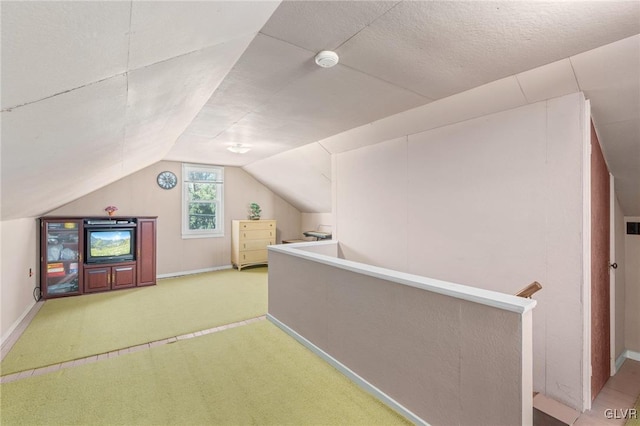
[137,218,157,287]
[84,266,110,293]
[112,263,136,289]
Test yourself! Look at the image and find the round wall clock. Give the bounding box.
[157,171,178,190]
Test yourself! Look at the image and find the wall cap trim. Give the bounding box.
[269,241,536,314]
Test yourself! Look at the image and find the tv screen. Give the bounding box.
[86,228,134,263]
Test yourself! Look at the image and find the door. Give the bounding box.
[591,122,610,399]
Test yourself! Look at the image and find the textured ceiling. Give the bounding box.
[167,0,640,214]
[1,1,280,219]
[1,1,639,219]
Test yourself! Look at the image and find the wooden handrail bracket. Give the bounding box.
[516,281,542,298]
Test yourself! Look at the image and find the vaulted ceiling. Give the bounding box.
[2,1,639,219]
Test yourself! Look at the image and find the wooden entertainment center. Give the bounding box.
[39,216,157,299]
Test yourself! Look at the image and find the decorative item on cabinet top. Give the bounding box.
[248,202,261,220]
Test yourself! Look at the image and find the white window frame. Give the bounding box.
[182,163,224,239]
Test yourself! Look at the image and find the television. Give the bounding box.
[85,228,135,264]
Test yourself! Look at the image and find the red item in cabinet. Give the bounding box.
[47,262,65,277]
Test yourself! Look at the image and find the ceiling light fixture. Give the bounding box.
[227,144,251,154]
[314,50,339,68]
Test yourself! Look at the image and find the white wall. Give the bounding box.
[1,218,39,342]
[1,161,301,342]
[243,142,332,214]
[335,93,587,410]
[625,216,640,353]
[301,212,332,239]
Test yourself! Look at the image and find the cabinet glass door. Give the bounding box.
[43,220,82,296]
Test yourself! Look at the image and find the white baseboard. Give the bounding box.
[157,265,233,279]
[615,352,627,372]
[614,350,640,373]
[1,300,42,360]
[267,314,428,426]
[624,349,640,363]
[1,299,36,347]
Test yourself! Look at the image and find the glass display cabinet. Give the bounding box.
[40,219,83,298]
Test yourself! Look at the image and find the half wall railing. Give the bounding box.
[268,240,536,426]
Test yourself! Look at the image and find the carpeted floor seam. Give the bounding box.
[1,267,269,375]
[0,315,266,383]
[1,320,412,425]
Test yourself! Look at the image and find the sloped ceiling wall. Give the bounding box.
[241,33,640,216]
[170,0,638,217]
[243,142,331,213]
[0,1,280,220]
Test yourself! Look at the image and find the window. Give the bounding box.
[182,164,224,238]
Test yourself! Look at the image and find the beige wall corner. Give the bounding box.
[46,161,301,275]
[0,218,39,341]
[334,92,587,410]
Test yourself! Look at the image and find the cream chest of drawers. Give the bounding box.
[231,220,276,270]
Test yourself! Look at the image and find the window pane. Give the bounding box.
[188,202,216,230]
[187,170,220,182]
[188,183,216,201]
[182,164,224,237]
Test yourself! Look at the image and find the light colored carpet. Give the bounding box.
[627,395,640,426]
[0,321,410,425]
[1,268,267,375]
